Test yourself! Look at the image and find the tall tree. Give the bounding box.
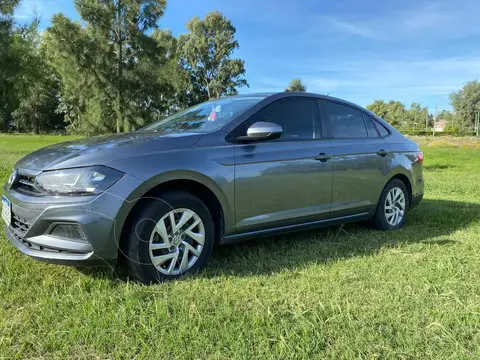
[408,102,428,130]
[438,109,453,121]
[449,80,480,129]
[385,100,407,126]
[367,100,389,119]
[178,11,248,102]
[0,0,20,131]
[0,0,19,13]
[151,29,191,115]
[13,29,63,134]
[48,0,168,133]
[367,100,408,127]
[285,78,307,92]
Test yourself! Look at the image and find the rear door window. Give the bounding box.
[324,101,368,138]
[363,113,380,138]
[372,117,391,137]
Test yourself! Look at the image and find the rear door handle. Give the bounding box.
[376,149,388,157]
[314,153,332,162]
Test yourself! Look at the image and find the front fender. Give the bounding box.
[136,169,233,225]
[104,147,236,243]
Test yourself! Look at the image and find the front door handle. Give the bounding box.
[376,149,388,157]
[314,153,332,162]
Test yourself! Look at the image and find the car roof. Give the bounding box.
[236,91,361,108]
[232,92,389,124]
[238,92,392,128]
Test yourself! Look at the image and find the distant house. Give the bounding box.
[433,119,447,132]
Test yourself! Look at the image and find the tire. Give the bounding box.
[372,179,410,230]
[123,190,215,283]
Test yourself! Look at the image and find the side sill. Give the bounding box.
[221,212,372,245]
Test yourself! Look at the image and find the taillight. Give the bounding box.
[416,152,424,164]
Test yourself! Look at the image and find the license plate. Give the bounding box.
[2,195,11,227]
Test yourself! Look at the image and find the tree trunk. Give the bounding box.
[3,116,8,133]
[206,82,211,100]
[116,97,123,133]
[116,0,124,133]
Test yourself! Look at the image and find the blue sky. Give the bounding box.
[15,0,480,111]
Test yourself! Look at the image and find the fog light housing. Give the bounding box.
[49,223,87,243]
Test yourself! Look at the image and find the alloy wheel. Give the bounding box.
[384,187,406,226]
[149,208,205,275]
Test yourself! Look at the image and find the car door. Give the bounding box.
[233,97,333,234]
[322,100,391,218]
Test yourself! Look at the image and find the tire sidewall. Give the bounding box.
[376,179,409,230]
[126,191,215,283]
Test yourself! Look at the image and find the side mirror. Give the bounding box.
[235,122,283,142]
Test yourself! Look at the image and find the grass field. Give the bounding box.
[0,134,479,359]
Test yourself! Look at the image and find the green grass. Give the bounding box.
[1,135,479,359]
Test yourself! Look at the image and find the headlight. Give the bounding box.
[34,166,124,196]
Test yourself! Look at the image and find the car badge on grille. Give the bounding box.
[7,169,18,188]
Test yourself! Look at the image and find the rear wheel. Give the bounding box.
[372,179,409,230]
[123,190,214,283]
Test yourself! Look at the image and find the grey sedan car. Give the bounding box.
[2,92,424,283]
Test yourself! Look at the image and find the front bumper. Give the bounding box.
[3,173,142,267]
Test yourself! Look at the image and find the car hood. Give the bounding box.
[15,131,202,171]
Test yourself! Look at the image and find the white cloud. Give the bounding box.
[300,57,480,107]
[316,0,480,41]
[14,0,42,21]
[246,56,480,108]
[319,17,386,40]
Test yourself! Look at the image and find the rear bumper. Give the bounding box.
[411,193,423,209]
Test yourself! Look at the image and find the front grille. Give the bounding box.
[11,213,32,235]
[16,174,40,194]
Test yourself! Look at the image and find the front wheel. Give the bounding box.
[372,179,409,230]
[123,190,215,283]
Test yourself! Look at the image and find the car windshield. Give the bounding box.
[140,96,266,133]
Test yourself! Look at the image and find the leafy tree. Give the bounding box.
[1,2,59,133]
[0,0,19,14]
[285,78,307,92]
[0,0,20,131]
[13,71,62,133]
[13,30,63,134]
[48,0,168,133]
[408,102,428,130]
[449,80,480,129]
[385,100,408,126]
[367,100,408,127]
[367,100,389,119]
[438,109,453,121]
[151,29,191,115]
[178,11,248,102]
[44,28,120,135]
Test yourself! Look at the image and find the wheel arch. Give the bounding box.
[114,171,232,261]
[385,171,413,207]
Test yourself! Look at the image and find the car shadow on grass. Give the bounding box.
[77,199,480,282]
[423,164,457,171]
[202,199,480,278]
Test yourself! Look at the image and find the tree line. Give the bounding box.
[0,0,249,134]
[366,81,480,132]
[286,78,479,132]
[1,0,479,135]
